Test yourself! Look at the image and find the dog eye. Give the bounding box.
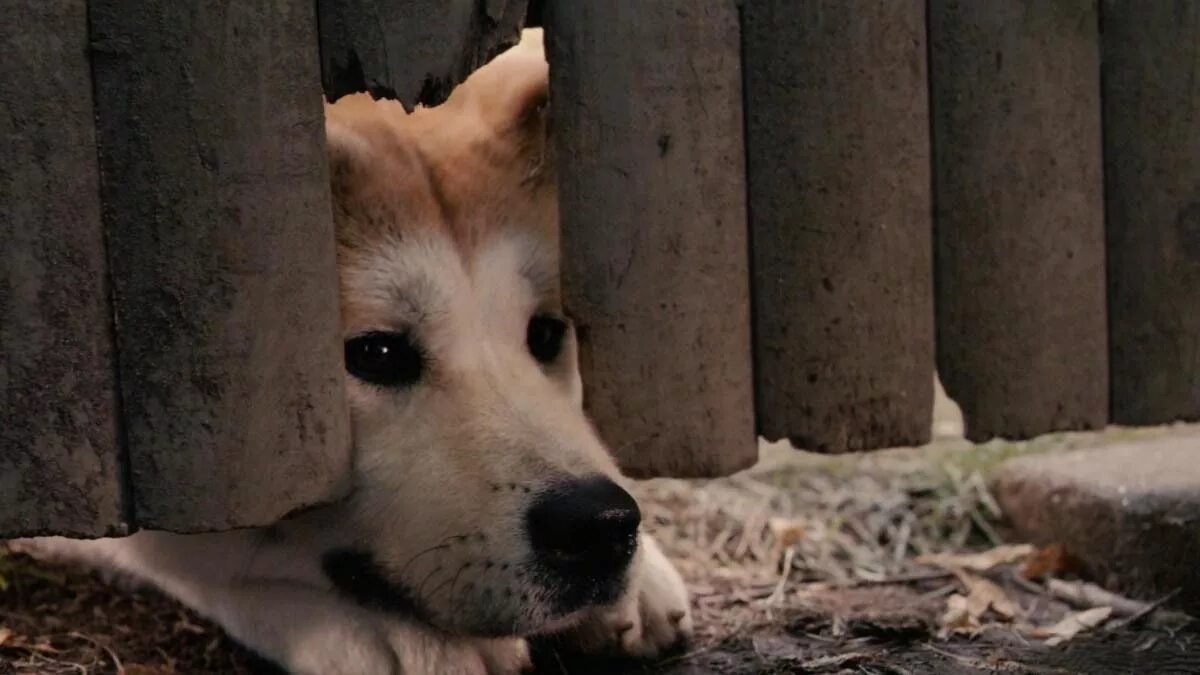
[527,314,567,364]
[344,332,424,387]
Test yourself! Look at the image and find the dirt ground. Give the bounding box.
[3,383,1199,674]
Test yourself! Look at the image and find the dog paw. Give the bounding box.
[567,534,693,659]
[383,627,530,675]
[474,636,533,674]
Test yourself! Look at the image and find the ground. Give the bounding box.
[3,383,1199,674]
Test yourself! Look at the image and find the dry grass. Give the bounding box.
[631,439,1011,648]
[638,444,1003,585]
[3,399,1198,673]
[0,553,267,674]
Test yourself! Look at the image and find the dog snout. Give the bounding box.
[526,475,641,574]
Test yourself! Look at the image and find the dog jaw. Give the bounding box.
[320,31,636,637]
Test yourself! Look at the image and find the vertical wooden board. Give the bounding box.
[743,1,935,452]
[318,0,527,106]
[1103,2,1200,425]
[546,3,756,477]
[929,0,1108,441]
[89,1,351,531]
[0,1,127,537]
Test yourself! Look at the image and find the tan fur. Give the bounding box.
[10,29,691,675]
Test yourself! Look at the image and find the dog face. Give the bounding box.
[319,31,639,637]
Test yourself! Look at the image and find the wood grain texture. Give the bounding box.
[546,2,756,477]
[930,0,1108,441]
[743,0,935,452]
[318,0,527,106]
[0,0,127,537]
[89,1,351,531]
[1102,1,1200,425]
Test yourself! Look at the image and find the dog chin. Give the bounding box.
[532,564,628,617]
[321,546,632,638]
[456,568,631,638]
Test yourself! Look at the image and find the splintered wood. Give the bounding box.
[317,0,528,106]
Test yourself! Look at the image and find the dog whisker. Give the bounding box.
[398,531,472,578]
[428,561,472,607]
[415,562,448,604]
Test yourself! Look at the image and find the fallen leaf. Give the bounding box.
[937,593,980,638]
[124,666,175,675]
[1046,579,1148,617]
[767,517,806,549]
[957,571,1020,620]
[30,639,61,654]
[1032,606,1113,646]
[1022,543,1085,581]
[173,617,207,635]
[917,544,1034,573]
[935,571,1022,638]
[799,651,869,671]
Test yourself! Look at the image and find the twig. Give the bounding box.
[67,631,123,675]
[800,651,868,670]
[892,513,914,565]
[1104,588,1182,632]
[1046,578,1148,617]
[651,643,715,668]
[1007,569,1049,597]
[918,583,959,601]
[968,506,1003,547]
[767,547,795,604]
[834,570,954,588]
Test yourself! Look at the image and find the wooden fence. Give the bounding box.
[2,1,1198,537]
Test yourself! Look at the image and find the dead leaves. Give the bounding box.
[122,666,176,675]
[916,543,1034,573]
[937,572,1020,638]
[919,544,1029,638]
[1022,542,1085,581]
[919,543,1130,646]
[767,516,806,550]
[1045,578,1149,617]
[1030,607,1114,646]
[938,594,981,637]
[959,572,1020,619]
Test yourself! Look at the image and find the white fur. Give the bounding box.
[11,233,692,674]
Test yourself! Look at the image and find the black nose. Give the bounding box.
[526,476,641,574]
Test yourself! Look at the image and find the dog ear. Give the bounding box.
[323,93,394,179]
[456,28,550,140]
[323,122,372,217]
[325,119,368,175]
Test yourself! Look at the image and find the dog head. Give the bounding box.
[318,30,640,637]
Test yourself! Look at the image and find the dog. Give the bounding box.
[9,29,692,674]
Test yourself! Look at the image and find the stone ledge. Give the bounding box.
[990,435,1200,612]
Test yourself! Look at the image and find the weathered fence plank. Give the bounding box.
[546,3,756,477]
[89,1,351,531]
[318,0,527,107]
[929,1,1108,441]
[1103,1,1200,425]
[743,1,935,452]
[0,1,127,537]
